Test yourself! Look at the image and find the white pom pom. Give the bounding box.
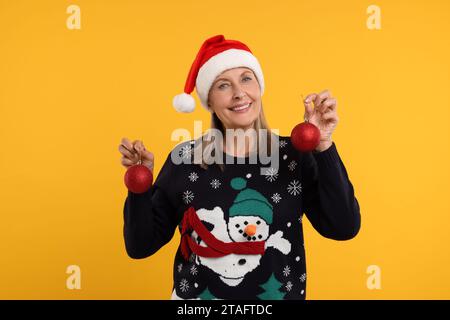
[172,93,195,113]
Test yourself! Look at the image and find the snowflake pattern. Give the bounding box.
[177,263,183,273]
[179,145,193,159]
[288,160,297,171]
[188,172,199,182]
[287,180,302,196]
[190,265,198,276]
[182,190,194,204]
[283,265,291,277]
[279,140,288,148]
[179,278,189,293]
[285,281,293,292]
[271,193,282,204]
[210,179,221,189]
[299,273,307,283]
[264,167,279,182]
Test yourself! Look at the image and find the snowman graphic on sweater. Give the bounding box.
[179,177,291,288]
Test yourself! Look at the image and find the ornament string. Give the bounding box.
[138,146,142,165]
[301,94,309,123]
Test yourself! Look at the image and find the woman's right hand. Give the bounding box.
[119,137,154,173]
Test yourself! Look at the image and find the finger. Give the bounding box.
[121,156,137,167]
[133,140,144,153]
[302,96,314,121]
[314,89,331,109]
[141,150,155,164]
[303,93,317,121]
[318,89,331,101]
[121,137,134,152]
[304,93,317,105]
[118,144,135,159]
[322,111,339,122]
[140,150,154,171]
[319,98,337,113]
[143,149,154,160]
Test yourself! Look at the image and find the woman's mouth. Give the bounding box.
[229,102,252,113]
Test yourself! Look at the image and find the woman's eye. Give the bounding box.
[217,77,251,89]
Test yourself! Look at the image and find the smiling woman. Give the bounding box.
[121,34,361,301]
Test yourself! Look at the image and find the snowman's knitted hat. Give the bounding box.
[229,177,273,224]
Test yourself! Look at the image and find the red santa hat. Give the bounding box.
[172,34,265,113]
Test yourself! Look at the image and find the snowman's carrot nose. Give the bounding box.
[245,224,257,236]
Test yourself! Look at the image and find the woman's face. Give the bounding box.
[208,67,262,130]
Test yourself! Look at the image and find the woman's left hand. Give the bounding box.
[303,89,339,152]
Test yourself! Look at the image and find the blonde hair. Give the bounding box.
[194,103,273,171]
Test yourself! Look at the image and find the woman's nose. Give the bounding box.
[233,90,245,100]
[244,224,257,236]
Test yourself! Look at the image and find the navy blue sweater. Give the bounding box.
[123,136,360,300]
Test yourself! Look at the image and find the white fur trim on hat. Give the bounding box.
[195,49,265,110]
[173,93,196,113]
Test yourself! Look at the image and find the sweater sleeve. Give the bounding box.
[300,142,361,240]
[123,153,179,259]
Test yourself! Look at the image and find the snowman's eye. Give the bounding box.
[235,224,240,228]
[244,221,248,225]
[256,220,261,225]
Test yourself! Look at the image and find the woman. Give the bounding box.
[118,35,360,300]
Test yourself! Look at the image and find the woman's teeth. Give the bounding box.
[231,103,252,112]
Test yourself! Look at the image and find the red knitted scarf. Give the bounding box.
[180,206,265,261]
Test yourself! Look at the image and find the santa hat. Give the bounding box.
[172,34,265,113]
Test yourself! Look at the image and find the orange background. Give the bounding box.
[1,0,449,299]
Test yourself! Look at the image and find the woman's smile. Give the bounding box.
[229,102,252,113]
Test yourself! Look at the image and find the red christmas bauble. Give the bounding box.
[290,122,321,152]
[124,164,153,194]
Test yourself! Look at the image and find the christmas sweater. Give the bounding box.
[123,136,361,300]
